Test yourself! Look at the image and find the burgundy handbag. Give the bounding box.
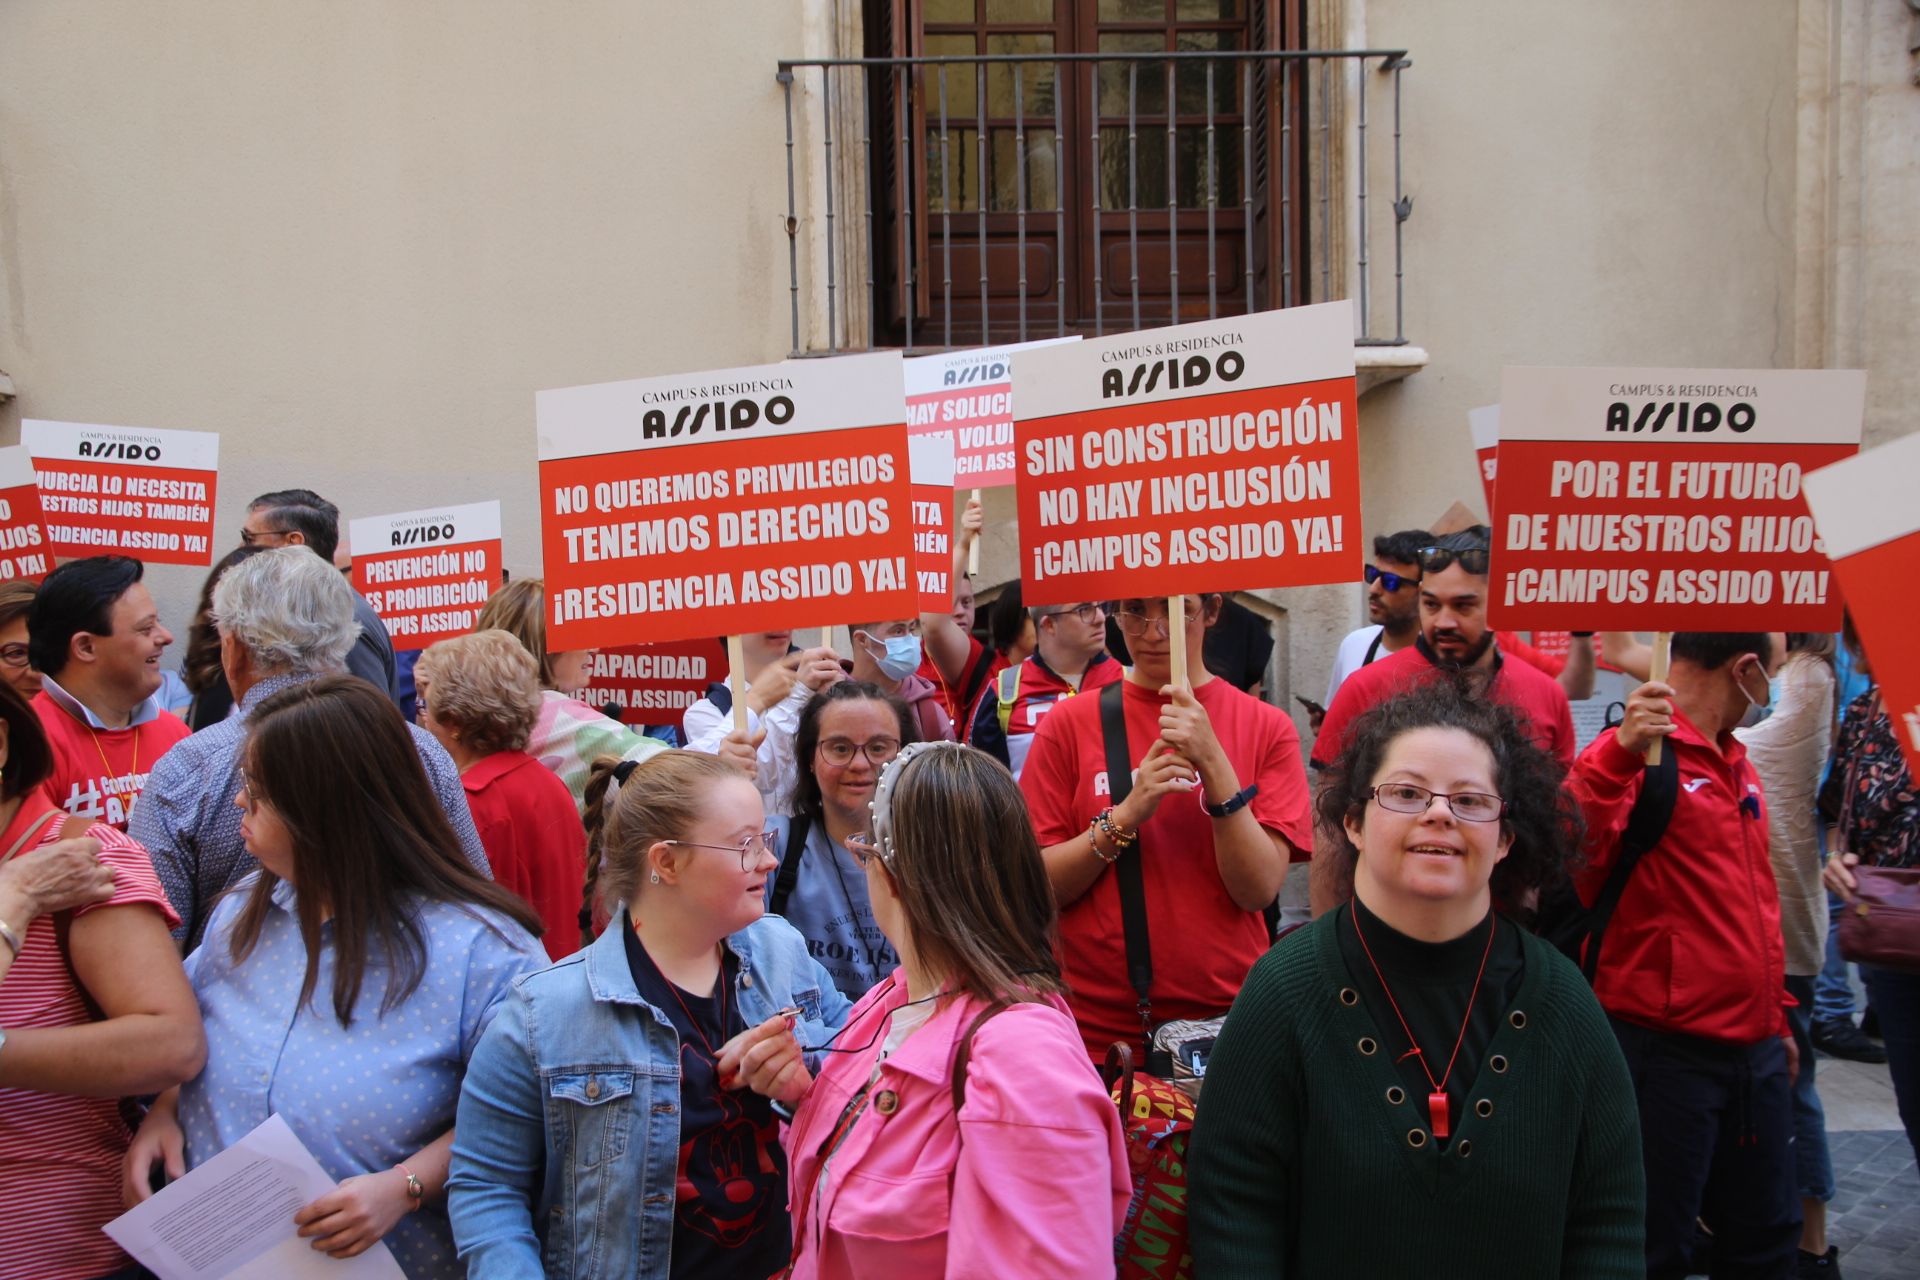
[1838,867,1920,975]
[1833,691,1920,974]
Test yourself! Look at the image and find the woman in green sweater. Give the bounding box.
[1190,680,1644,1278]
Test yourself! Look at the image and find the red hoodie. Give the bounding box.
[1570,712,1791,1045]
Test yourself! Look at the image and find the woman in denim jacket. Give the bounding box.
[448,751,851,1279]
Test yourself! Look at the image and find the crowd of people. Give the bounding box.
[0,487,1912,1280]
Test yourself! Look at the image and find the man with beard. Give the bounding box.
[1320,528,1429,716]
[1308,526,1574,911]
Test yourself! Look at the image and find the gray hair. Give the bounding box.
[211,544,361,675]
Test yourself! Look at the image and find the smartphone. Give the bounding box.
[1293,695,1325,717]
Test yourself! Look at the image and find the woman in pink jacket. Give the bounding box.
[721,741,1128,1277]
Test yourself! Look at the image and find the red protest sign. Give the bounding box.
[1489,367,1863,633]
[1012,302,1360,606]
[577,638,729,728]
[0,447,54,582]
[350,501,502,651]
[909,432,956,612]
[1468,404,1500,517]
[903,338,1078,490]
[1802,432,1920,779]
[24,420,219,566]
[536,351,916,649]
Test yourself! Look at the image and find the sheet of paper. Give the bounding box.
[105,1113,406,1280]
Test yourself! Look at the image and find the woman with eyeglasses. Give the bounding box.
[722,741,1127,1277]
[762,682,919,1000]
[122,677,545,1277]
[448,749,851,1280]
[1189,681,1643,1278]
[0,580,43,700]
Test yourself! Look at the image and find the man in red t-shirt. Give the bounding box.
[1309,527,1573,913]
[1021,593,1313,1059]
[27,557,191,830]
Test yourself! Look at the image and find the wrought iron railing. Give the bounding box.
[776,47,1411,353]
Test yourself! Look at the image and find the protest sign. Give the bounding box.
[349,501,501,651]
[909,432,957,613]
[1801,431,1920,778]
[536,351,916,650]
[577,638,728,728]
[903,337,1078,490]
[0,447,54,581]
[23,420,219,566]
[1468,404,1500,517]
[1012,301,1360,609]
[1489,367,1863,633]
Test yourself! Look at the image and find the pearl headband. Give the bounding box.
[868,740,971,864]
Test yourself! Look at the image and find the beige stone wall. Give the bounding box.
[0,0,832,632]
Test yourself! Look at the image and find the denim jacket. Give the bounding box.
[448,911,852,1279]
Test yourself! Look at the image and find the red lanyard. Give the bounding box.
[1351,907,1496,1141]
[637,941,729,1060]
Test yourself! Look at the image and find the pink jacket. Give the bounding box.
[784,972,1129,1278]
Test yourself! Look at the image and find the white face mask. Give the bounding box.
[860,631,923,682]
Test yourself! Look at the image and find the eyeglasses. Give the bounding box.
[661,830,780,872]
[1417,545,1490,576]
[1369,783,1506,823]
[239,526,295,546]
[1364,565,1419,593]
[0,643,28,669]
[237,767,265,811]
[1112,598,1202,639]
[1040,602,1110,625]
[816,736,902,768]
[841,831,892,869]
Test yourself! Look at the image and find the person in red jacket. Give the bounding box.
[1572,630,1798,1280]
[415,630,586,960]
[26,556,191,830]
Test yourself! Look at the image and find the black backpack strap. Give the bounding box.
[768,819,811,917]
[955,647,996,723]
[1579,746,1681,981]
[1099,682,1155,1053]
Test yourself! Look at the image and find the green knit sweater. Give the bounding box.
[1189,911,1645,1278]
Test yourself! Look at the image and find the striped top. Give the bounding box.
[0,797,181,1280]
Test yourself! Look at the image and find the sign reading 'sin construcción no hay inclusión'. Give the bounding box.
[1012,301,1361,607]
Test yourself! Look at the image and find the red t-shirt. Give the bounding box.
[918,635,1009,732]
[1021,676,1314,1058]
[1310,639,1576,771]
[32,691,192,831]
[0,796,181,1280]
[462,750,588,961]
[1503,633,1567,678]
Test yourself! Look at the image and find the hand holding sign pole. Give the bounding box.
[1646,632,1672,766]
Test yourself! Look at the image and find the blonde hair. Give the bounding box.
[475,578,553,688]
[414,630,541,756]
[583,750,744,921]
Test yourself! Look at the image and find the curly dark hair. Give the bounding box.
[1313,676,1583,904]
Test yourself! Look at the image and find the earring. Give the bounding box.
[649,870,661,885]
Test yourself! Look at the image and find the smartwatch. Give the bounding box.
[1203,784,1259,819]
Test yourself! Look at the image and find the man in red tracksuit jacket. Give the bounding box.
[1571,631,1798,1280]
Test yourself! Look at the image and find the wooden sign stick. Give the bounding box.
[1168,595,1189,689]
[1646,631,1672,766]
[725,635,749,735]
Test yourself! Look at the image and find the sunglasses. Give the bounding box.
[1417,545,1490,576]
[1363,565,1419,593]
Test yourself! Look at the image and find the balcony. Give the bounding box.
[775,42,1421,384]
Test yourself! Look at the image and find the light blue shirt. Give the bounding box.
[764,814,898,1000]
[181,876,544,1279]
